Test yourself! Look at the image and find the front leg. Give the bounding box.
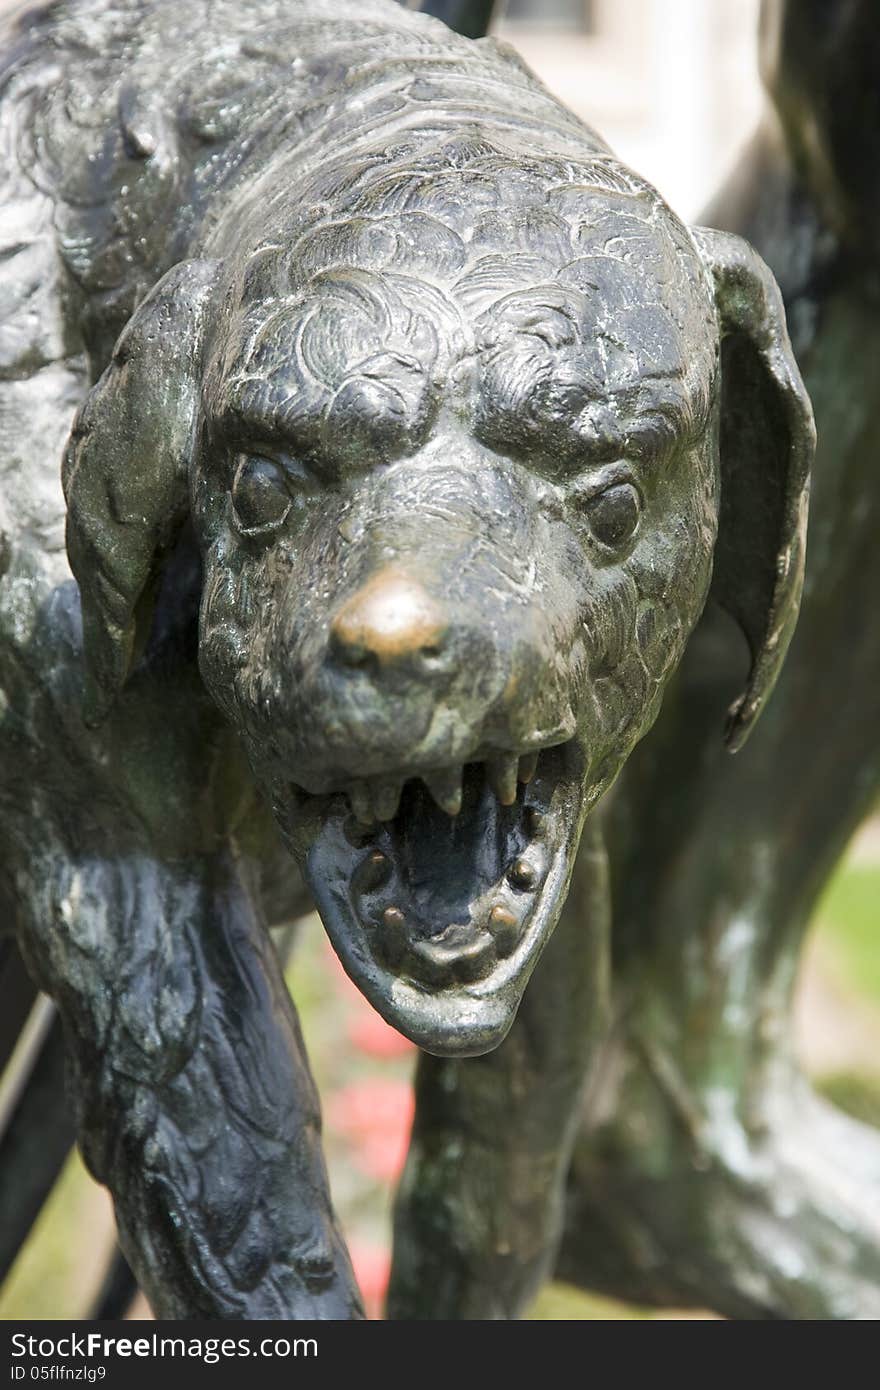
[387,821,609,1320]
[18,846,363,1320]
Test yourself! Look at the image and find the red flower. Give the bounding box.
[328,1079,415,1181]
[348,1010,414,1058]
[348,1241,391,1319]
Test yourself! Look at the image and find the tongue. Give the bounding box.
[391,764,525,937]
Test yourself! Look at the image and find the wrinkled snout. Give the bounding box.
[320,551,507,775]
[237,452,585,799]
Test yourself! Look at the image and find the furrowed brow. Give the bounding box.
[626,379,710,455]
[211,392,305,452]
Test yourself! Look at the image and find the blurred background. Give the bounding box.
[1,0,878,1322]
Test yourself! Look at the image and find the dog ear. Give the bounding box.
[691,227,814,751]
[63,259,220,726]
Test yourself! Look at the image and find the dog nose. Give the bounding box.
[330,569,448,672]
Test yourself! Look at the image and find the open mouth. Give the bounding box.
[298,741,585,1056]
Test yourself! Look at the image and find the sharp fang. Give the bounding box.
[518,752,538,785]
[349,781,376,826]
[354,850,392,894]
[373,779,403,821]
[489,904,517,930]
[376,910,406,967]
[423,766,463,816]
[488,753,518,806]
[508,857,536,890]
[489,903,519,957]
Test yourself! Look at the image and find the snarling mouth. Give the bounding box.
[298,742,585,1056]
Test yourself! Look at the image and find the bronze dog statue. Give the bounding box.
[0,0,812,1317]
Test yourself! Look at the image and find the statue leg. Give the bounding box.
[557,503,880,1320]
[16,846,364,1320]
[387,820,609,1319]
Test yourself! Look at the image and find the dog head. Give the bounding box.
[64,141,813,1054]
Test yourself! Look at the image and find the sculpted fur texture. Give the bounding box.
[0,0,812,1318]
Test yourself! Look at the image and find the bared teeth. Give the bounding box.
[508,857,536,891]
[346,752,540,823]
[349,781,376,826]
[423,766,463,817]
[353,849,392,894]
[376,908,407,968]
[487,753,518,806]
[373,778,403,822]
[518,752,538,785]
[488,903,519,957]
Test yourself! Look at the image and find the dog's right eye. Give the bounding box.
[231,454,292,536]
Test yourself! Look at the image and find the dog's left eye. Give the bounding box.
[583,481,641,549]
[231,455,292,535]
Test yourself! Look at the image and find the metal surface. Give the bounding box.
[0,0,812,1317]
